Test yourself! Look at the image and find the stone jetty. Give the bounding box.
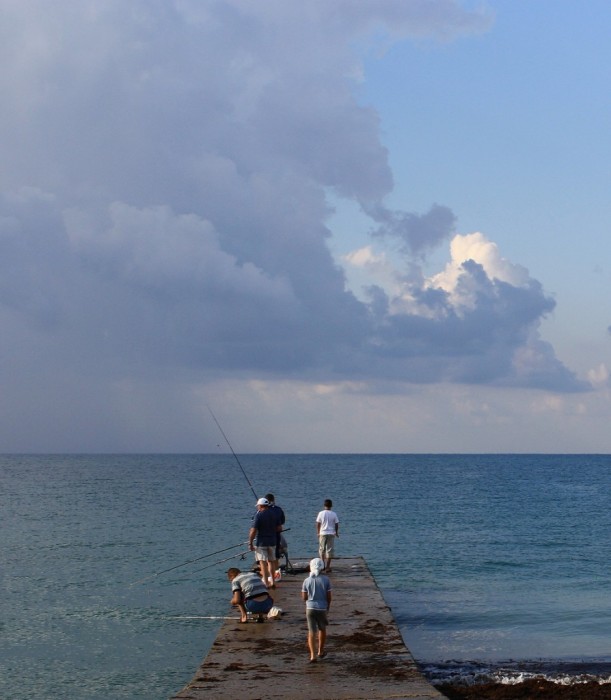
[171,556,443,700]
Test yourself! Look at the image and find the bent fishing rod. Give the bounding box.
[207,405,258,501]
[132,409,263,587]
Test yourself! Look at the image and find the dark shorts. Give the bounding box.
[306,608,328,633]
[245,595,273,615]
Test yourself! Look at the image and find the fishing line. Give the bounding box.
[129,540,248,586]
[132,410,267,587]
[208,405,258,501]
[168,616,241,620]
[190,549,250,575]
[188,528,290,576]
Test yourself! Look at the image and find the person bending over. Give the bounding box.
[226,567,273,623]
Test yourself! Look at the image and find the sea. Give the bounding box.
[2,453,611,699]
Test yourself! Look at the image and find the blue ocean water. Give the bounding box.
[2,453,611,698]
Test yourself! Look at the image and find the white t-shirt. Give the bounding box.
[316,509,339,535]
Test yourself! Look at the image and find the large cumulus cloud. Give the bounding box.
[346,232,586,391]
[0,0,587,445]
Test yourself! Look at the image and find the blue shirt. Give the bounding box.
[302,574,332,610]
[252,507,278,547]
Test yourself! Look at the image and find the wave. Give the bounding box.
[420,660,611,687]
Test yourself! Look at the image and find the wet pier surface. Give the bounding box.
[171,556,442,700]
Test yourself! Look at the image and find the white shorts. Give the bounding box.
[254,545,276,561]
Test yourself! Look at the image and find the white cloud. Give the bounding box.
[430,232,530,310]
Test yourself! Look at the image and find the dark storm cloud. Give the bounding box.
[369,202,457,256]
[0,0,586,420]
[353,258,588,391]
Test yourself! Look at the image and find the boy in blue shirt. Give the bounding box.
[301,557,332,662]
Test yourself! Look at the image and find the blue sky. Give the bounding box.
[333,1,611,379]
[1,1,610,453]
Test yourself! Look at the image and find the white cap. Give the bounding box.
[256,497,270,506]
[309,558,325,575]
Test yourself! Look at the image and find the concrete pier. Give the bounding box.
[171,556,443,699]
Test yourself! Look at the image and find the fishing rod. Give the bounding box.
[190,549,250,575]
[129,540,248,586]
[188,527,291,576]
[208,405,258,501]
[132,410,270,588]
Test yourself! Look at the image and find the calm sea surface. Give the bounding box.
[2,453,611,698]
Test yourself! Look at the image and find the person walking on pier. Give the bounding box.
[226,567,274,622]
[249,497,281,588]
[301,557,332,662]
[316,499,339,573]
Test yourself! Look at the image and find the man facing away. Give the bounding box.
[226,567,273,623]
[264,492,286,575]
[301,557,332,662]
[316,498,339,572]
[249,497,281,587]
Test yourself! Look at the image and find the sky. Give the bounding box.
[1,0,610,453]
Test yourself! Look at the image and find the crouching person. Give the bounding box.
[227,567,274,623]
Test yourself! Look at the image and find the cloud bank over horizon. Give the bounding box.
[0,1,594,451]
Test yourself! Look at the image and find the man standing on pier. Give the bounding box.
[265,492,286,575]
[249,497,281,588]
[316,499,339,573]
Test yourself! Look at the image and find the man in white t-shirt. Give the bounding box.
[316,499,339,573]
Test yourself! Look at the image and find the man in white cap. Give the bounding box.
[301,557,332,662]
[249,497,281,588]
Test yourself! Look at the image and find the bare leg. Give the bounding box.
[317,629,327,656]
[259,560,272,587]
[234,601,248,623]
[307,631,317,662]
[269,558,278,585]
